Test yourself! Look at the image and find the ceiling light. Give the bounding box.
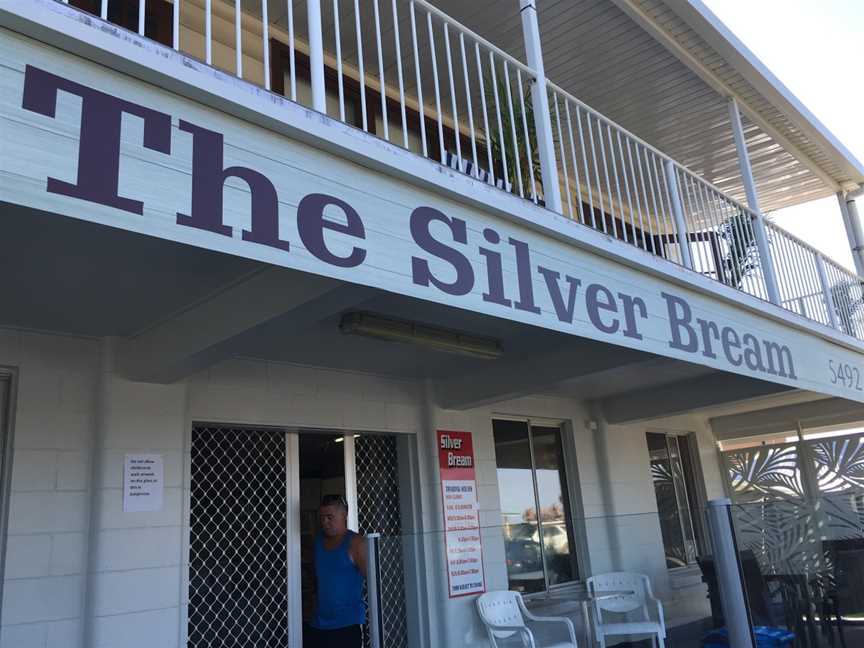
[339,312,502,360]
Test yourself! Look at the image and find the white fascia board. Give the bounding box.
[2,0,864,358]
[673,0,864,187]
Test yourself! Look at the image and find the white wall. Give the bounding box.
[0,330,98,648]
[0,327,732,647]
[420,395,592,647]
[590,410,727,626]
[0,337,429,647]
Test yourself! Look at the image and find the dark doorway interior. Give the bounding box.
[298,433,347,624]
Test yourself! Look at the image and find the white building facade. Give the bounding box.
[1,1,863,647]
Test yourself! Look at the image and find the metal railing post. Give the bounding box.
[836,193,864,275]
[842,194,864,276]
[816,253,840,329]
[519,0,562,214]
[706,499,757,648]
[728,98,782,305]
[307,0,327,113]
[366,533,383,648]
[663,159,694,269]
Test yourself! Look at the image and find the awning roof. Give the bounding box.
[430,0,864,212]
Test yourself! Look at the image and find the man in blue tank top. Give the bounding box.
[304,494,367,648]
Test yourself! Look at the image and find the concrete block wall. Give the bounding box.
[1,330,99,648]
[420,395,592,648]
[0,342,429,648]
[86,363,188,648]
[592,410,726,627]
[0,327,729,648]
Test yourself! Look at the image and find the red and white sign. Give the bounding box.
[438,430,485,598]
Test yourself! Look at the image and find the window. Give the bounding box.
[70,0,174,47]
[646,432,706,568]
[493,419,579,593]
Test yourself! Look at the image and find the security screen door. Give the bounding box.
[188,425,302,648]
[187,426,408,648]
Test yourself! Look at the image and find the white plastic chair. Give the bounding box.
[586,572,666,648]
[476,590,578,648]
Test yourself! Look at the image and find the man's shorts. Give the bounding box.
[303,623,363,648]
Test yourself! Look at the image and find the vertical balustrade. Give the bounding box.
[64,0,864,340]
[816,253,840,330]
[307,0,327,113]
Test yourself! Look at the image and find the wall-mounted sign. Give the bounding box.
[123,454,164,513]
[5,35,864,404]
[438,430,485,598]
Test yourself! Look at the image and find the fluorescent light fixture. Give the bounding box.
[339,312,502,360]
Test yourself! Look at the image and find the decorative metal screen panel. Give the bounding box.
[724,443,805,503]
[355,434,408,648]
[811,436,864,494]
[188,425,288,648]
[723,432,864,575]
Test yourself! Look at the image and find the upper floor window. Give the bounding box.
[493,418,579,593]
[70,0,174,47]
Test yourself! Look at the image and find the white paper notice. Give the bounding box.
[123,454,164,513]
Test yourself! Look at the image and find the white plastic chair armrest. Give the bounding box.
[485,623,536,647]
[649,597,666,634]
[522,614,577,646]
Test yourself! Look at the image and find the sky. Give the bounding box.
[701,0,864,271]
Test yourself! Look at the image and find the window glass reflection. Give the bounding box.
[493,420,579,593]
[493,419,544,593]
[531,426,578,586]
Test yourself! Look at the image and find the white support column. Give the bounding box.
[815,253,840,330]
[839,192,864,275]
[519,0,562,215]
[728,98,782,305]
[343,433,359,532]
[306,0,327,113]
[706,499,757,648]
[664,159,695,270]
[366,533,383,648]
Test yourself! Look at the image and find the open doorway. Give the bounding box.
[187,426,410,648]
[298,433,347,625]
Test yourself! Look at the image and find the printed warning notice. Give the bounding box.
[438,430,485,597]
[123,454,164,513]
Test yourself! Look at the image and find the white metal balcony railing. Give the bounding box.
[54,0,864,342]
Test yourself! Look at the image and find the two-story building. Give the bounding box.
[0,0,863,646]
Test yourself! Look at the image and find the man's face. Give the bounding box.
[319,503,348,537]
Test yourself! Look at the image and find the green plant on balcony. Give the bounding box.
[482,76,542,200]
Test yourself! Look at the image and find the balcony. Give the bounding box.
[9,0,864,341]
[30,0,864,339]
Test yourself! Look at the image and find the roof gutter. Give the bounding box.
[839,188,864,275]
[671,0,864,186]
[847,186,864,201]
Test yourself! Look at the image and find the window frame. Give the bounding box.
[492,415,585,593]
[646,429,710,569]
[0,368,17,612]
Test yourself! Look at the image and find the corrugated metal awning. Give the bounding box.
[430,0,864,212]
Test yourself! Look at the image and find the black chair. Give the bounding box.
[697,552,785,626]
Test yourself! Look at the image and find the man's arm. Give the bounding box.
[350,534,368,577]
